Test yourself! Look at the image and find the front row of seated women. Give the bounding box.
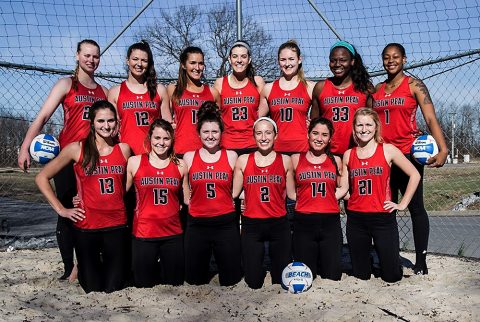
[36,99,420,293]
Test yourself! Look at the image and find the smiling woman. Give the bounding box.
[258,40,315,155]
[108,41,171,156]
[34,100,132,293]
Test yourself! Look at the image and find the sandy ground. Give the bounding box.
[0,249,479,322]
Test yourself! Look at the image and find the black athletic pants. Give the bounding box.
[184,212,242,286]
[132,234,184,287]
[241,216,292,289]
[53,162,76,276]
[74,226,128,293]
[346,211,402,283]
[292,213,342,281]
[391,153,428,266]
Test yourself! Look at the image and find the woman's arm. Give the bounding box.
[383,144,421,212]
[35,142,85,222]
[232,155,247,199]
[283,155,296,201]
[257,82,273,117]
[18,77,71,171]
[158,84,173,123]
[410,78,448,167]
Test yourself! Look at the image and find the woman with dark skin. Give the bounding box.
[372,43,448,274]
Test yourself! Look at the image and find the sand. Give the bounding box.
[0,248,479,321]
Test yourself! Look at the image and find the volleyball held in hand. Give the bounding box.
[29,134,60,164]
[281,262,313,294]
[411,134,439,165]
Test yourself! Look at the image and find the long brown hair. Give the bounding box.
[72,39,100,91]
[172,46,204,104]
[277,40,307,86]
[230,40,257,87]
[308,117,339,175]
[146,119,179,165]
[82,100,117,174]
[127,40,157,100]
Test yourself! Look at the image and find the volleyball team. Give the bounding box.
[18,38,448,293]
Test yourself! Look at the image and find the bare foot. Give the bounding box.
[68,264,78,282]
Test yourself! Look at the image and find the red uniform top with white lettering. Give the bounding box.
[243,153,286,219]
[318,79,367,155]
[295,153,340,214]
[74,143,127,230]
[116,81,162,155]
[220,76,260,149]
[347,144,391,213]
[59,78,107,148]
[189,149,234,217]
[372,76,418,154]
[132,154,183,238]
[172,85,214,154]
[268,80,311,153]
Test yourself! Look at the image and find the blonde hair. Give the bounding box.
[352,108,383,144]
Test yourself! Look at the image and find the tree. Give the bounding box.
[140,4,277,80]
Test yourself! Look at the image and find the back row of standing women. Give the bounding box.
[19,38,448,293]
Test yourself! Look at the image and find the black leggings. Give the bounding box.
[132,235,184,287]
[241,216,292,289]
[53,162,76,275]
[346,211,402,283]
[391,154,428,265]
[184,213,242,286]
[74,227,128,293]
[292,213,342,281]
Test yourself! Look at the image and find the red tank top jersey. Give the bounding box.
[59,78,107,148]
[116,81,162,155]
[295,153,340,214]
[267,80,311,153]
[220,76,260,149]
[188,149,235,217]
[347,144,391,213]
[74,144,127,230]
[172,85,214,154]
[318,79,368,155]
[132,154,183,238]
[243,153,286,219]
[372,76,418,154]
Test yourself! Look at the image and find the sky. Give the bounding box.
[0,0,479,123]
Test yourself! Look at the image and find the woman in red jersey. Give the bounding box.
[18,39,108,280]
[126,119,187,287]
[233,117,296,289]
[36,100,131,293]
[183,101,241,286]
[291,117,346,281]
[339,108,420,282]
[167,47,220,156]
[108,41,171,155]
[311,40,374,156]
[258,40,315,155]
[213,40,265,156]
[372,43,448,275]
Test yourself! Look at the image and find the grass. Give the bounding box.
[0,162,479,212]
[423,162,480,211]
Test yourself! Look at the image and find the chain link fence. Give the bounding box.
[0,0,479,257]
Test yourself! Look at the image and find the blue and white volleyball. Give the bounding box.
[281,262,313,294]
[411,134,438,165]
[29,134,60,164]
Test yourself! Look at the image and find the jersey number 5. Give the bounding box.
[206,183,216,199]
